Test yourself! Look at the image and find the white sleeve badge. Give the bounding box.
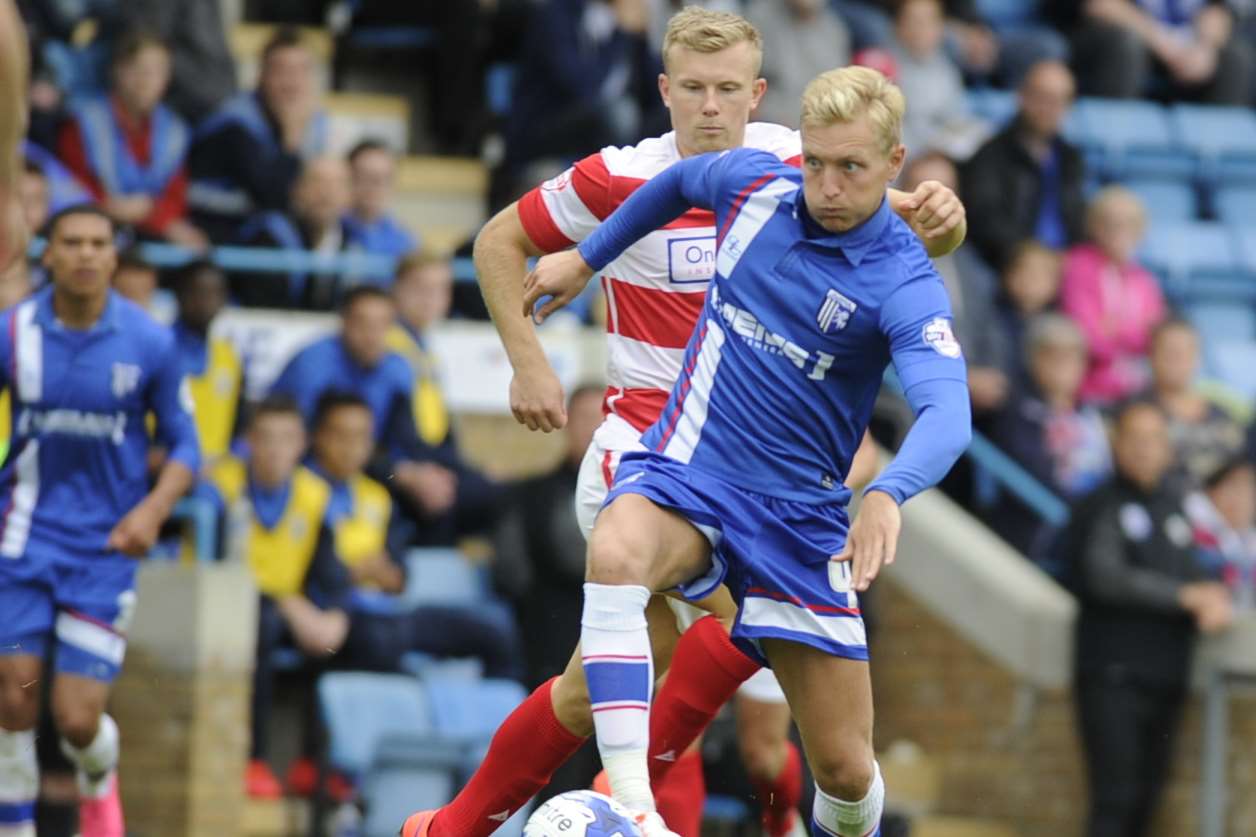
[922,318,962,358]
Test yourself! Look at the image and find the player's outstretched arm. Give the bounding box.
[0,0,29,271]
[473,202,568,432]
[523,153,725,322]
[887,182,967,258]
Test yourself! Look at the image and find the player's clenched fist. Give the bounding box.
[107,499,168,558]
[510,362,568,432]
[832,489,902,593]
[895,179,966,242]
[522,249,595,323]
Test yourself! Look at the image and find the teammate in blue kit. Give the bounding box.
[522,67,972,837]
[0,206,200,837]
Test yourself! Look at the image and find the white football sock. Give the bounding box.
[0,729,38,836]
[812,761,884,837]
[60,713,119,798]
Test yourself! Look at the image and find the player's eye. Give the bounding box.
[843,161,861,173]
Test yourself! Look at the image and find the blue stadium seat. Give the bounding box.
[974,0,1040,28]
[1184,303,1256,343]
[1208,342,1256,398]
[1123,179,1197,223]
[1213,187,1256,226]
[361,765,454,837]
[318,672,436,776]
[1074,99,1192,180]
[1229,227,1256,294]
[1139,222,1241,297]
[965,89,1017,126]
[403,548,486,606]
[1170,104,1256,184]
[423,676,528,751]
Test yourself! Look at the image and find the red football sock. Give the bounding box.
[648,615,761,787]
[755,741,803,837]
[654,748,705,837]
[431,677,585,837]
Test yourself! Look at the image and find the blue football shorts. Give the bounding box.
[604,451,868,665]
[0,547,138,682]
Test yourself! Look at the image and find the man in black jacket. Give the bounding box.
[960,60,1086,271]
[1070,400,1233,837]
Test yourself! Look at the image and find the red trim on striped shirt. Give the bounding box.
[605,278,705,349]
[604,174,715,230]
[717,172,776,247]
[654,323,708,452]
[517,187,575,253]
[604,387,670,433]
[746,587,862,616]
[582,654,650,662]
[572,153,613,220]
[784,153,803,168]
[601,450,614,489]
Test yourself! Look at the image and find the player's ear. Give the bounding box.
[886,143,907,182]
[751,77,767,110]
[658,72,671,108]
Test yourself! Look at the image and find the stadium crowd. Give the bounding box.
[2,1,1256,836]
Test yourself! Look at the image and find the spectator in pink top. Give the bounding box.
[1060,186,1166,405]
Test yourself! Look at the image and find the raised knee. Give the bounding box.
[810,746,875,802]
[550,673,594,738]
[586,529,651,586]
[53,704,101,749]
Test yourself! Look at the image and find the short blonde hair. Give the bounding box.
[800,66,905,154]
[662,7,763,76]
[1086,185,1146,237]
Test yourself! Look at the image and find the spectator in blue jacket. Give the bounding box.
[187,26,328,242]
[343,139,417,262]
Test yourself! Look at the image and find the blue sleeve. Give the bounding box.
[149,332,202,474]
[0,313,11,391]
[269,348,316,420]
[577,151,730,271]
[865,269,971,504]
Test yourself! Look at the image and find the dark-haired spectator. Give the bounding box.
[343,140,417,261]
[188,27,328,242]
[503,0,663,192]
[748,0,850,129]
[58,30,207,250]
[887,0,987,160]
[1068,400,1233,837]
[235,156,352,309]
[964,241,1062,417]
[1057,0,1253,104]
[1144,318,1246,490]
[110,247,159,312]
[961,60,1086,271]
[172,260,243,463]
[118,0,237,121]
[1187,456,1256,610]
[989,314,1111,561]
[1061,186,1165,406]
[18,159,49,236]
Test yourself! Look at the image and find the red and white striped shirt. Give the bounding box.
[518,122,801,435]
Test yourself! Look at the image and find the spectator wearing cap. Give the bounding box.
[58,30,207,249]
[1061,186,1166,406]
[343,140,417,261]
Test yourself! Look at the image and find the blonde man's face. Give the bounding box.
[660,42,766,158]
[800,115,904,233]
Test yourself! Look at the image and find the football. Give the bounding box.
[523,790,644,837]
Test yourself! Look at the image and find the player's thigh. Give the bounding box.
[0,654,42,731]
[0,563,55,730]
[761,638,874,795]
[587,492,711,590]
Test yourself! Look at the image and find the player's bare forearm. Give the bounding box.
[145,459,196,521]
[474,202,551,371]
[0,0,27,179]
[276,596,350,656]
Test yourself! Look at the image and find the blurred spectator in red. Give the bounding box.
[343,140,417,261]
[989,314,1111,561]
[1187,455,1256,610]
[58,30,207,249]
[1061,186,1165,406]
[235,156,352,309]
[887,0,987,160]
[961,60,1085,271]
[964,241,1061,418]
[188,26,328,242]
[748,0,850,128]
[1068,400,1232,837]
[1144,318,1247,489]
[1055,0,1253,104]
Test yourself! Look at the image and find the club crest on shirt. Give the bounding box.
[111,362,142,399]
[922,318,962,358]
[817,289,857,334]
[541,170,572,192]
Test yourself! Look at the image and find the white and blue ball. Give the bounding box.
[523,790,643,837]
